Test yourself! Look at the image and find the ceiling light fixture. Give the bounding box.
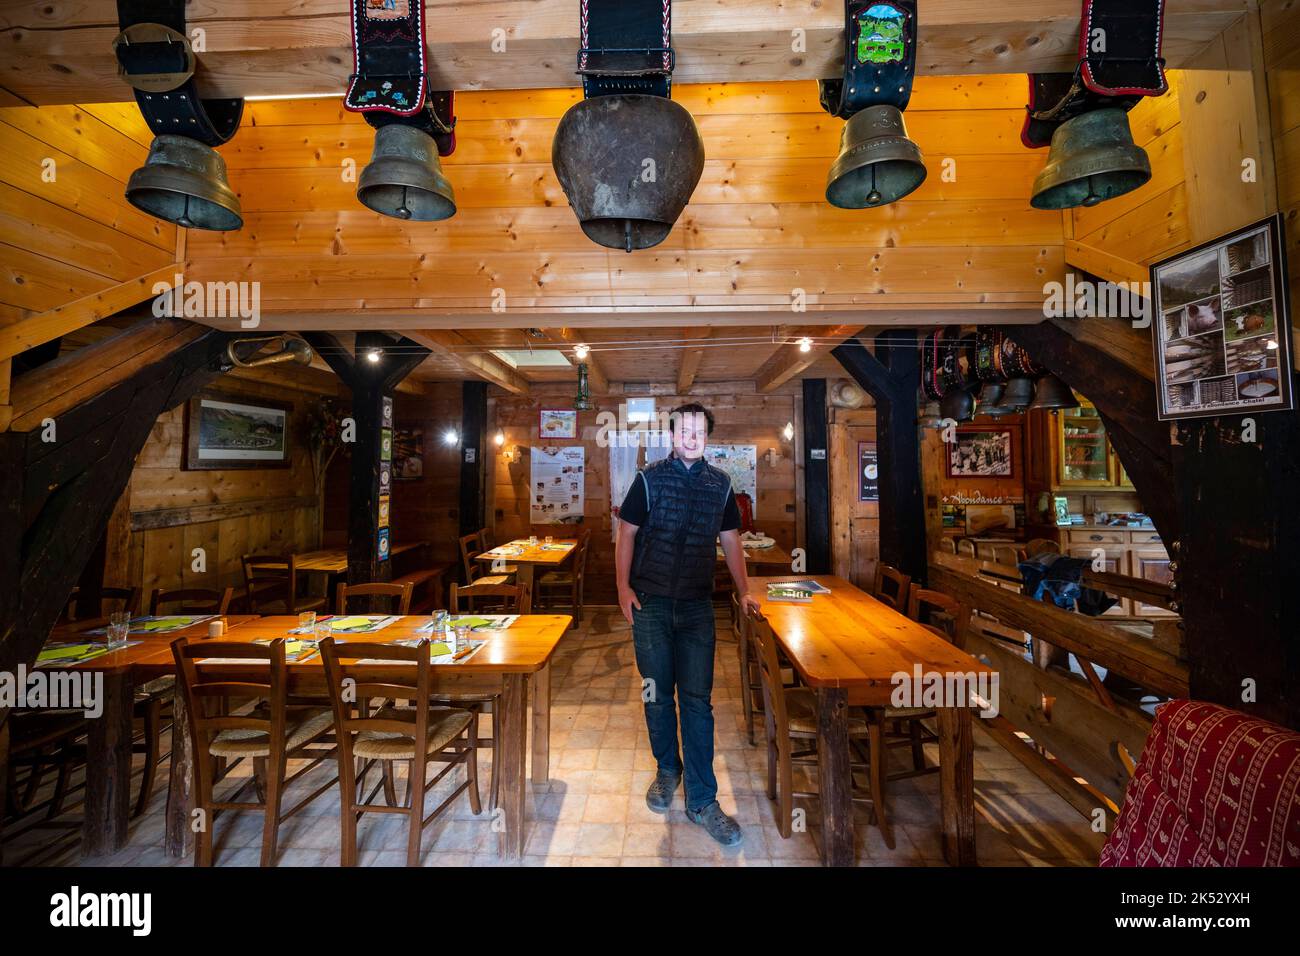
[797,337,812,353]
[366,349,382,363]
[574,343,591,360]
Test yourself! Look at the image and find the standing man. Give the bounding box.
[615,402,762,846]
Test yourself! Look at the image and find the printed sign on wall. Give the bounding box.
[531,446,585,524]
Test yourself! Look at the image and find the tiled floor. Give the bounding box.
[10,607,1104,867]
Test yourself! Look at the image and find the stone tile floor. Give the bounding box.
[8,607,1103,867]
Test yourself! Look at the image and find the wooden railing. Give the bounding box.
[928,551,1186,819]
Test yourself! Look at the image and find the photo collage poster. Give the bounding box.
[531,446,585,524]
[1151,215,1294,420]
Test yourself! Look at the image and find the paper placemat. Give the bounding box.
[36,641,143,667]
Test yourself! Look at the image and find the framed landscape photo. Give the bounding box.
[1151,214,1294,420]
[185,391,292,470]
[946,427,1014,479]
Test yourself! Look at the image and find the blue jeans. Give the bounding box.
[630,592,717,811]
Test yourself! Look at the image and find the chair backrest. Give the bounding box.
[939,538,957,554]
[956,539,977,558]
[450,581,531,614]
[150,587,234,616]
[172,636,287,757]
[459,533,485,583]
[477,527,495,551]
[242,554,301,613]
[872,564,913,612]
[575,529,592,577]
[907,588,970,646]
[319,636,432,760]
[1021,538,1062,562]
[989,544,1019,567]
[336,581,413,616]
[749,616,790,740]
[65,585,140,621]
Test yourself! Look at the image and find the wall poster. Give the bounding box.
[1151,214,1294,420]
[858,442,878,501]
[531,445,585,524]
[703,444,758,514]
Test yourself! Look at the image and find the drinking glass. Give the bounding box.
[528,534,539,547]
[314,622,332,644]
[453,624,471,654]
[107,611,130,651]
[298,611,317,632]
[545,535,554,546]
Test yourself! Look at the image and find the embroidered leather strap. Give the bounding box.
[819,1,918,119]
[576,0,673,99]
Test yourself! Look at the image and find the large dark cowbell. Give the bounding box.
[357,124,456,221]
[125,134,242,231]
[826,105,927,209]
[552,95,705,252]
[1031,108,1151,210]
[1026,373,1080,411]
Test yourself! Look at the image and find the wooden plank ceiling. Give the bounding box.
[0,0,1246,105]
[179,75,1072,326]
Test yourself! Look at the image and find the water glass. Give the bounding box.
[107,611,130,651]
[430,610,449,635]
[314,622,332,644]
[528,534,539,547]
[453,624,471,654]
[544,535,554,546]
[298,611,317,632]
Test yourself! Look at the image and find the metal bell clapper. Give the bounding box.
[125,134,243,231]
[1030,107,1151,210]
[357,124,456,221]
[552,94,705,251]
[825,104,927,209]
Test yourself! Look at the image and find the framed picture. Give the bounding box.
[1151,214,1294,420]
[184,391,292,470]
[392,427,424,480]
[858,442,878,501]
[946,427,1014,479]
[539,408,578,440]
[1054,496,1071,527]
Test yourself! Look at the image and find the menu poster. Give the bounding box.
[531,446,585,524]
[1151,214,1294,420]
[858,442,878,501]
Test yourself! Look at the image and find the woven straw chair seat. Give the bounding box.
[784,688,871,736]
[538,570,573,585]
[208,707,333,758]
[352,706,472,760]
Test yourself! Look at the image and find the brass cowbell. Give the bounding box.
[357,124,456,221]
[125,133,243,231]
[825,104,927,209]
[1030,107,1151,210]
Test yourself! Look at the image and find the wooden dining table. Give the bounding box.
[40,611,569,860]
[476,538,578,594]
[716,542,794,571]
[42,615,258,857]
[749,575,995,867]
[287,541,427,576]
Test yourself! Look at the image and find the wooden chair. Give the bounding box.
[335,581,414,616]
[989,543,1020,567]
[882,589,972,780]
[535,530,590,625]
[171,637,337,866]
[939,537,957,554]
[1,709,89,848]
[149,587,234,616]
[1018,538,1062,562]
[956,538,977,559]
[750,615,892,848]
[319,637,480,866]
[733,595,799,746]
[241,554,327,615]
[62,586,140,622]
[450,581,532,615]
[461,531,517,586]
[872,564,913,612]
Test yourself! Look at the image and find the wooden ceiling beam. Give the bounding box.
[0,2,1244,105]
[405,330,531,395]
[676,330,709,393]
[754,324,863,393]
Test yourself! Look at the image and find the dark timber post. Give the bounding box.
[304,331,430,586]
[802,378,831,574]
[460,381,489,537]
[832,330,926,582]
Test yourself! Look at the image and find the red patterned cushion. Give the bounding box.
[1100,700,1300,867]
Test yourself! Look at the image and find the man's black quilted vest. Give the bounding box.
[630,455,732,600]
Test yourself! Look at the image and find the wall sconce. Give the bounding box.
[443,428,459,446]
[494,430,506,447]
[782,421,795,442]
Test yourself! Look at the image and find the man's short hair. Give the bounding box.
[668,402,715,435]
